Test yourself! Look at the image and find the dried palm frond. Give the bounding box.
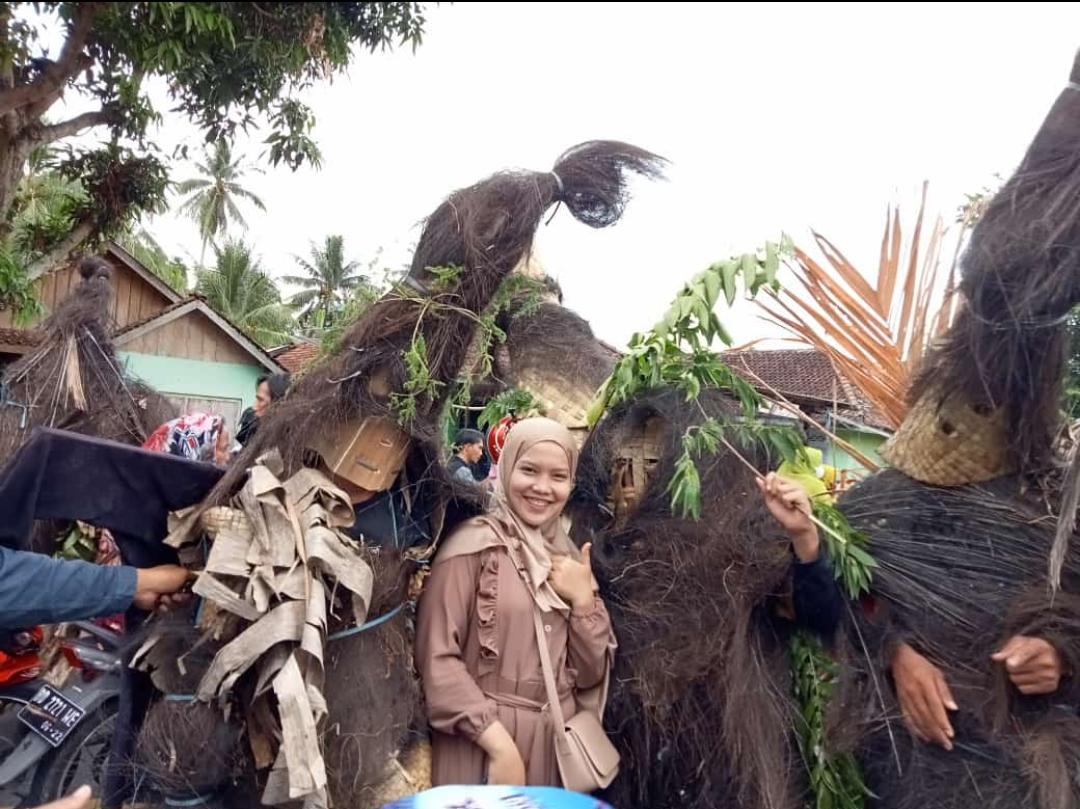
[758,183,953,428]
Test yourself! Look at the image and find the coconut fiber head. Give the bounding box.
[204,141,665,512]
[906,51,1080,479]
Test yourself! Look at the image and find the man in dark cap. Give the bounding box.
[447,428,485,485]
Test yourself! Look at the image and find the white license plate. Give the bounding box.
[17,684,85,747]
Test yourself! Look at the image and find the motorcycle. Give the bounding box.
[0,621,122,807]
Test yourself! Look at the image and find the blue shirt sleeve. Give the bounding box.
[792,551,846,638]
[0,546,137,630]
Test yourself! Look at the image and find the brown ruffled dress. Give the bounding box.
[416,542,613,786]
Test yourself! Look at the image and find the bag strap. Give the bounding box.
[532,604,571,742]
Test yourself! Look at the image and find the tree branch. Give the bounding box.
[31,110,112,145]
[0,5,15,92]
[26,221,96,280]
[0,3,101,117]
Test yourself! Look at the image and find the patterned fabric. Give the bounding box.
[142,413,224,463]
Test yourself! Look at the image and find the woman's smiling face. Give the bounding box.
[506,441,573,528]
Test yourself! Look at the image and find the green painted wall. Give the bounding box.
[821,428,887,473]
[119,351,263,428]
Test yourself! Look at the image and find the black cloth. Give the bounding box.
[791,552,845,638]
[102,612,156,809]
[235,407,257,446]
[345,489,432,549]
[0,427,223,556]
[446,455,473,483]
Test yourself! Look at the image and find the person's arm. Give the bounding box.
[416,552,500,742]
[416,549,525,784]
[792,552,845,638]
[566,596,615,690]
[994,584,1080,700]
[757,473,845,637]
[0,546,136,628]
[0,547,191,629]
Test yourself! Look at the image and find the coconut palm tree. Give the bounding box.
[176,141,266,260]
[195,240,293,347]
[282,235,375,330]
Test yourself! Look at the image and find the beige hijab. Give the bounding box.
[436,417,581,614]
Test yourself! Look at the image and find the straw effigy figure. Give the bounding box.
[833,51,1080,809]
[130,142,666,809]
[0,256,174,464]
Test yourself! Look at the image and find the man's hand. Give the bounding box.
[891,641,957,750]
[133,565,194,612]
[991,635,1065,695]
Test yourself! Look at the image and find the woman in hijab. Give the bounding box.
[142,413,229,465]
[417,417,614,787]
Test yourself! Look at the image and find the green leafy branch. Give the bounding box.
[392,268,547,430]
[668,416,805,519]
[478,388,544,431]
[588,236,792,426]
[811,501,876,599]
[390,331,442,426]
[792,632,868,809]
[789,500,874,809]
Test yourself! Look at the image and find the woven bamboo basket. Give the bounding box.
[881,389,1013,485]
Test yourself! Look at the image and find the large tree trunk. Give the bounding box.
[0,2,104,249]
[0,122,32,239]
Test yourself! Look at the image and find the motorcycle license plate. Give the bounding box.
[17,684,85,747]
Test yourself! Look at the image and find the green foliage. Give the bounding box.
[317,284,383,355]
[791,632,868,809]
[391,333,442,426]
[1,2,430,275]
[667,417,804,519]
[8,170,85,261]
[478,388,544,432]
[811,500,877,599]
[588,237,794,519]
[115,229,189,293]
[195,240,294,347]
[393,272,546,432]
[471,274,545,380]
[175,140,265,256]
[0,245,42,324]
[284,234,380,334]
[55,2,428,160]
[789,503,875,809]
[55,524,98,563]
[588,236,792,426]
[426,264,464,290]
[53,144,170,238]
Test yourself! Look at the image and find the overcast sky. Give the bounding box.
[131,2,1080,348]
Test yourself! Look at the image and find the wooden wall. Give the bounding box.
[121,309,253,365]
[0,256,172,330]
